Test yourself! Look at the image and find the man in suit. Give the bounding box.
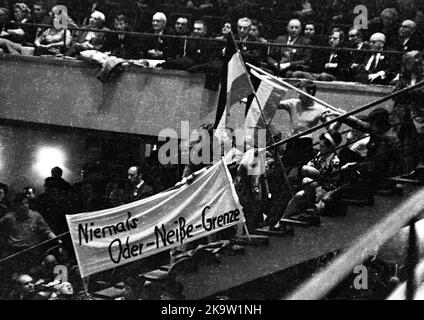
[267,19,312,77]
[143,12,170,60]
[234,17,262,66]
[355,33,396,85]
[126,166,154,204]
[398,19,423,52]
[293,29,350,81]
[346,27,371,81]
[66,10,109,56]
[167,15,191,60]
[102,14,142,59]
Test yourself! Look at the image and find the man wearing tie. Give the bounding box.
[268,19,312,77]
[126,166,154,204]
[357,33,395,85]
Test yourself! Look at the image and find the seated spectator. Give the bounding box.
[234,17,262,66]
[345,27,370,81]
[0,193,57,271]
[250,19,268,66]
[267,19,312,77]
[335,107,402,192]
[303,22,322,46]
[26,1,51,44]
[6,2,31,44]
[65,10,109,57]
[102,13,142,59]
[215,21,232,40]
[353,33,397,85]
[250,19,267,44]
[143,12,170,60]
[293,29,350,81]
[272,130,344,232]
[184,20,216,64]
[369,8,401,49]
[167,15,190,60]
[0,183,9,218]
[398,19,423,52]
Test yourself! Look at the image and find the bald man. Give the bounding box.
[126,166,154,203]
[354,33,396,85]
[268,19,312,77]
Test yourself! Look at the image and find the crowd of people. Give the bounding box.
[1,0,424,300]
[1,1,424,84]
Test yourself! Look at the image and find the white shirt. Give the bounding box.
[365,53,381,71]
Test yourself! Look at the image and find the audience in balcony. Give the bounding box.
[1,0,424,85]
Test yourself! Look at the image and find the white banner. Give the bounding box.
[66,160,245,278]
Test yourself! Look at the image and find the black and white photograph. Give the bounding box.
[1,0,424,306]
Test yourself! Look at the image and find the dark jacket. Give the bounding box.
[102,33,142,59]
[268,35,312,73]
[234,34,263,66]
[126,182,154,203]
[143,29,171,59]
[355,51,397,84]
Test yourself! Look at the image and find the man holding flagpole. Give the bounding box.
[278,80,332,175]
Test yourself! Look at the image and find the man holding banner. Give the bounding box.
[66,159,246,280]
